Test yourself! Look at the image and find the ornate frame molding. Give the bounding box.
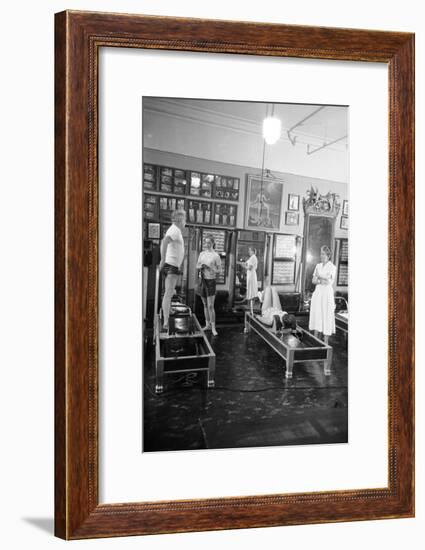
[55,11,414,539]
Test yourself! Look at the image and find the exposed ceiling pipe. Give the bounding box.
[287,106,326,146]
[307,134,348,155]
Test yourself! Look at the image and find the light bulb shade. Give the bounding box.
[262,116,281,145]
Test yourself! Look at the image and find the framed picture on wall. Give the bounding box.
[285,211,299,226]
[245,174,284,232]
[342,199,349,216]
[288,193,300,211]
[147,222,160,239]
[340,216,349,230]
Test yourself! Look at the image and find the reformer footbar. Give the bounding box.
[153,266,216,394]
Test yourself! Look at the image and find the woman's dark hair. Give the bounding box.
[282,313,297,330]
[248,246,257,255]
[205,234,216,249]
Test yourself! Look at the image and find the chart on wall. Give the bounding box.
[274,234,296,258]
[272,260,295,284]
[337,238,349,286]
[272,234,297,285]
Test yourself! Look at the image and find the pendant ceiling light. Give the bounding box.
[262,104,281,145]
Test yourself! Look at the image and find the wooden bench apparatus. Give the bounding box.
[244,312,333,379]
[152,267,216,394]
[335,296,349,336]
[154,313,216,394]
[335,311,348,336]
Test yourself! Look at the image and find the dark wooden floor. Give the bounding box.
[143,317,348,452]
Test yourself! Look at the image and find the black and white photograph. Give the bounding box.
[285,211,300,225]
[288,193,300,211]
[142,97,349,453]
[245,174,284,230]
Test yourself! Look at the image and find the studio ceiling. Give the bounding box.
[143,97,349,183]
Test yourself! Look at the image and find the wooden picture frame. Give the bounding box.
[147,222,160,240]
[55,10,414,539]
[342,199,349,216]
[271,259,296,285]
[340,215,349,230]
[288,193,300,211]
[274,234,297,260]
[285,211,300,226]
[245,174,284,231]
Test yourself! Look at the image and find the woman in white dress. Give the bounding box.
[245,247,258,315]
[308,245,336,344]
[196,235,221,336]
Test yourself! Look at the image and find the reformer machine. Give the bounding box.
[244,311,333,379]
[153,267,216,394]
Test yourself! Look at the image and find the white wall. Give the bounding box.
[0,1,422,550]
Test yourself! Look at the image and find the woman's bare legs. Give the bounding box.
[208,295,217,335]
[201,296,211,330]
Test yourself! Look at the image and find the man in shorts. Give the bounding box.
[159,209,186,330]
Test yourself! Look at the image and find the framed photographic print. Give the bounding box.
[187,199,212,225]
[55,10,414,540]
[143,163,157,191]
[341,215,349,230]
[288,193,300,211]
[189,171,202,196]
[343,199,349,216]
[285,211,299,226]
[147,222,160,240]
[214,202,237,226]
[214,176,240,201]
[245,174,284,231]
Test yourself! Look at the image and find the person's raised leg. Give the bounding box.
[262,286,272,313]
[271,286,281,310]
[161,273,178,329]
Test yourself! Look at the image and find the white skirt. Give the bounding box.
[309,284,335,335]
[246,269,258,300]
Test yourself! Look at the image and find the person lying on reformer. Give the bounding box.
[255,285,299,337]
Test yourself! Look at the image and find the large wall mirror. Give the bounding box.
[301,190,341,301]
